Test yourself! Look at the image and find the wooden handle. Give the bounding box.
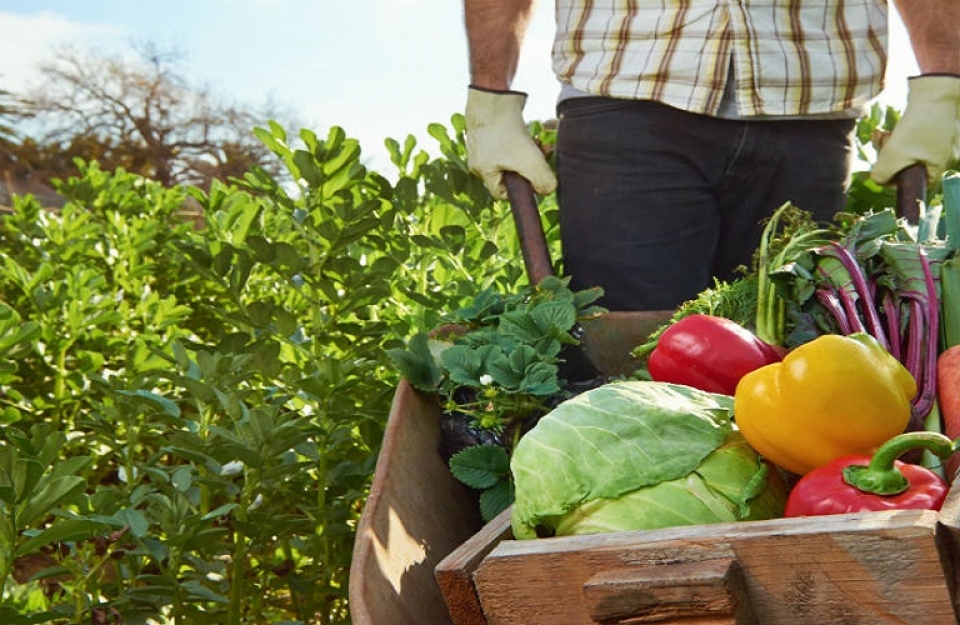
[896,163,928,225]
[503,171,554,284]
[583,558,756,624]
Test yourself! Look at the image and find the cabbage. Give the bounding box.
[510,380,787,539]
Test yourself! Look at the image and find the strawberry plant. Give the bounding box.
[388,275,606,521]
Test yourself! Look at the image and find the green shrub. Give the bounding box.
[0,116,549,624]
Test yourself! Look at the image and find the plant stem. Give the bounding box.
[228,468,258,625]
[228,535,248,624]
[53,341,74,429]
[0,513,15,597]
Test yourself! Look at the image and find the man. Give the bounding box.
[463,0,960,311]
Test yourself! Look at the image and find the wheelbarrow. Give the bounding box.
[348,165,957,624]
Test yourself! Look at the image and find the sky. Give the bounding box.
[0,1,918,173]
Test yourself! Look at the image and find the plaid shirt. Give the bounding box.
[553,0,889,117]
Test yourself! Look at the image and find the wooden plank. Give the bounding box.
[349,382,483,625]
[435,508,513,625]
[472,511,958,625]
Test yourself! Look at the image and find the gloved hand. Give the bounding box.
[872,75,960,185]
[465,86,557,200]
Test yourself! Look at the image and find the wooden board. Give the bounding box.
[349,382,483,625]
[470,510,958,624]
[578,311,670,377]
[935,477,960,617]
[435,508,513,625]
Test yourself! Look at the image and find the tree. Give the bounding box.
[17,44,294,189]
[0,88,18,146]
[0,86,27,166]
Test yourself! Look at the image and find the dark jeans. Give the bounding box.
[556,97,856,311]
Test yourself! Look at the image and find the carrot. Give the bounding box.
[937,344,960,480]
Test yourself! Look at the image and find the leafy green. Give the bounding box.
[388,275,604,430]
[450,445,514,521]
[510,381,786,539]
[449,445,509,490]
[940,172,960,349]
[552,433,784,535]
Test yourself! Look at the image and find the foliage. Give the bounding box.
[449,445,512,522]
[846,102,959,213]
[388,275,605,521]
[390,276,603,426]
[0,115,547,623]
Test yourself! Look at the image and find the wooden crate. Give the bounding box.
[349,310,960,624]
[438,497,960,624]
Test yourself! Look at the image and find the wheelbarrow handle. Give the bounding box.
[504,171,554,285]
[503,171,604,382]
[896,163,928,225]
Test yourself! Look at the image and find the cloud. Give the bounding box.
[0,10,122,92]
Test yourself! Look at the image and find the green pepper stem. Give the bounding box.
[842,432,957,496]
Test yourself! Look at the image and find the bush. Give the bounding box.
[0,116,554,623]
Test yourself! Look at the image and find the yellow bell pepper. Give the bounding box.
[733,333,916,475]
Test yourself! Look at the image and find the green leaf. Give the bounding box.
[272,242,304,273]
[16,519,109,556]
[440,344,487,387]
[0,303,41,359]
[19,476,87,527]
[202,503,239,521]
[518,361,562,396]
[114,508,151,538]
[293,150,323,187]
[117,389,182,418]
[180,579,230,604]
[530,299,577,335]
[485,348,525,389]
[498,310,542,343]
[246,235,276,262]
[171,466,193,492]
[479,479,514,522]
[449,445,509,490]
[9,458,45,505]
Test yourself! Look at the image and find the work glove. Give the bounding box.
[465,86,557,200]
[872,74,960,185]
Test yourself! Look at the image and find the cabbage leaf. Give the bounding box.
[511,381,738,539]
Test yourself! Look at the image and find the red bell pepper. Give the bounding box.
[784,432,956,517]
[647,314,784,396]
